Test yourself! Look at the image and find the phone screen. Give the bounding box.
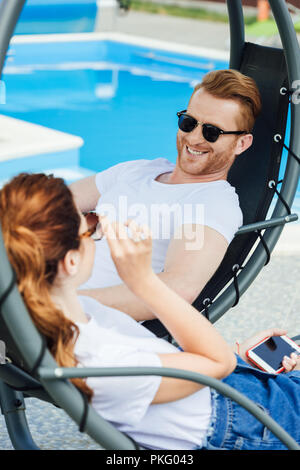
[252,337,298,370]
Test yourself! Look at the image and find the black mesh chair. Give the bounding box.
[193,42,293,319]
[195,0,300,324]
[144,1,300,336]
[0,0,300,451]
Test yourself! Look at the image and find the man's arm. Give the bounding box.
[69,175,101,213]
[79,224,228,321]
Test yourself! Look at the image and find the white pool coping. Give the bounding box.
[0,114,83,162]
[10,31,230,62]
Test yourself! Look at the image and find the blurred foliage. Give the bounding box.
[129,1,257,24]
[128,1,300,36]
[118,0,131,11]
[245,18,300,36]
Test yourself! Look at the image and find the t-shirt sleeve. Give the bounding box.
[95,162,130,194]
[95,160,150,195]
[174,186,243,244]
[202,197,243,244]
[86,345,162,426]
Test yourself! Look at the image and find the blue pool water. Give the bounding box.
[0,0,97,34]
[0,38,299,213]
[1,40,226,172]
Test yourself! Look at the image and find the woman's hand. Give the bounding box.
[100,217,237,401]
[238,327,300,372]
[282,353,300,372]
[99,216,154,293]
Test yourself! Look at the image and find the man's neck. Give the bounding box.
[157,167,228,185]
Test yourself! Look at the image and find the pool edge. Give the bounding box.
[10,31,230,62]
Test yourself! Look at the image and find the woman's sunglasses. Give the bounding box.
[177,110,248,143]
[81,212,103,241]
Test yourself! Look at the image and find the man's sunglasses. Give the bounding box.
[177,110,248,143]
[81,212,103,241]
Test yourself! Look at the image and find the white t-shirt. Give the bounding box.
[75,296,212,450]
[82,158,242,289]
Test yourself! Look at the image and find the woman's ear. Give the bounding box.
[58,250,81,278]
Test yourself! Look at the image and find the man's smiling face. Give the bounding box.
[176,88,247,180]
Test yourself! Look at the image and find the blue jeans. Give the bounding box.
[201,356,300,450]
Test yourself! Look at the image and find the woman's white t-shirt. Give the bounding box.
[82,158,242,289]
[75,296,212,450]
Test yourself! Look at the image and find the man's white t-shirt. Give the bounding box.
[75,296,212,450]
[82,158,242,289]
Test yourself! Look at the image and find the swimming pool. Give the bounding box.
[0,0,98,34]
[1,36,228,172]
[0,34,299,214]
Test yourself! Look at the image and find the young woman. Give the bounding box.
[0,172,299,451]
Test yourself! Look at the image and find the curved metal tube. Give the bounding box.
[0,0,26,79]
[227,0,245,69]
[39,365,300,451]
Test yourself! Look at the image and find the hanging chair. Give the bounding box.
[0,0,300,451]
[192,0,300,323]
[143,0,300,339]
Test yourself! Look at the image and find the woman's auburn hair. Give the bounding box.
[0,173,93,401]
[192,69,262,132]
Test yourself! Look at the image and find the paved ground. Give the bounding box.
[0,11,299,450]
[111,8,294,50]
[113,10,232,50]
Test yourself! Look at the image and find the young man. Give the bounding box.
[71,69,262,321]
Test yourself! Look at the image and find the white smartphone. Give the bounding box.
[246,335,300,374]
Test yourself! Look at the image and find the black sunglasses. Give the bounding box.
[177,110,248,143]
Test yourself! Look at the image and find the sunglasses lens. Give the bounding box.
[202,124,220,143]
[85,212,98,228]
[84,213,103,240]
[178,114,197,133]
